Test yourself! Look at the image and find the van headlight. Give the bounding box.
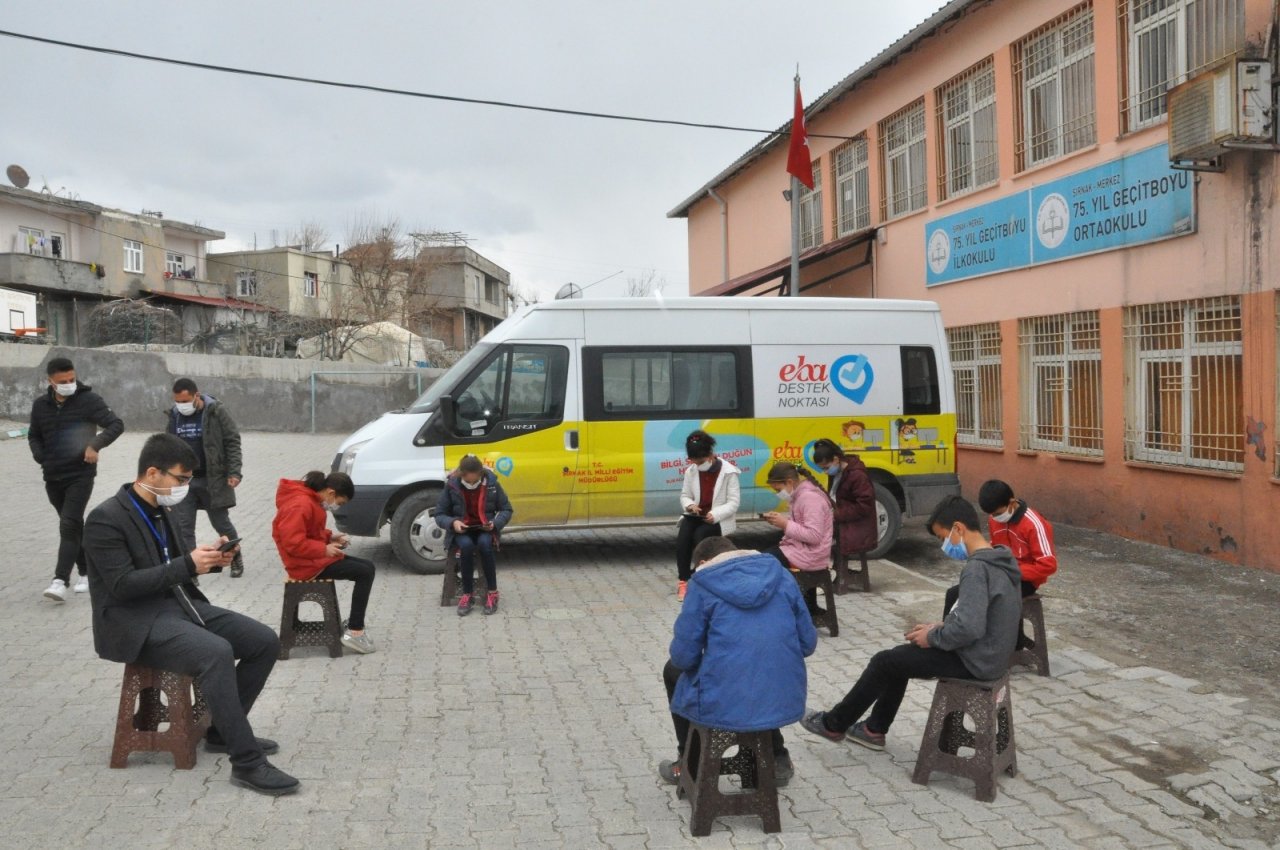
[338,440,371,475]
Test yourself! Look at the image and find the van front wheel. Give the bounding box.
[867,483,903,560]
[390,488,447,574]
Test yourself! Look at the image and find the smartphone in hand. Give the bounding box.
[217,537,243,553]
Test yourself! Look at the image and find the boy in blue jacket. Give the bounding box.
[660,536,818,787]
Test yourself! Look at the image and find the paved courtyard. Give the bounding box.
[1,430,1277,849]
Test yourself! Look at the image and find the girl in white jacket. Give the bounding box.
[676,430,741,600]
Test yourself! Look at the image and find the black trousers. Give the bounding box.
[823,643,974,735]
[675,515,722,581]
[170,476,239,554]
[944,579,1037,647]
[663,660,787,759]
[316,555,376,631]
[45,475,95,582]
[135,601,280,769]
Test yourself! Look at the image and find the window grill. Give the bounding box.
[1119,0,1246,130]
[936,59,999,201]
[1012,4,1096,171]
[834,137,871,236]
[948,323,1003,446]
[798,164,823,250]
[1019,311,1103,455]
[878,100,928,220]
[1124,297,1243,472]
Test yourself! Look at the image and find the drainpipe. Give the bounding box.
[707,188,728,282]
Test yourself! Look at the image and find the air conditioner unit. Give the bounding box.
[1168,59,1273,162]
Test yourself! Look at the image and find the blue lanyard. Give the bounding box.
[127,492,170,561]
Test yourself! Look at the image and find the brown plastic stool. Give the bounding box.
[790,567,839,637]
[278,579,343,659]
[833,546,871,594]
[912,674,1017,802]
[110,663,211,769]
[439,548,490,607]
[677,724,781,837]
[1008,594,1050,676]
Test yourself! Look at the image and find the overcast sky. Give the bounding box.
[2,1,942,300]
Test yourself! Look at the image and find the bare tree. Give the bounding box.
[286,220,331,253]
[508,281,543,309]
[624,270,666,298]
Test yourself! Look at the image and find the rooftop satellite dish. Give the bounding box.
[6,164,30,189]
[555,282,583,300]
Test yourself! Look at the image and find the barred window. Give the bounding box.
[798,164,823,250]
[1124,297,1243,472]
[879,100,928,220]
[1020,312,1103,455]
[834,138,871,236]
[948,323,1003,446]
[1013,5,1096,170]
[1121,0,1246,130]
[936,60,999,200]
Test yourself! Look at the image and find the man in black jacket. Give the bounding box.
[28,356,125,602]
[84,433,298,796]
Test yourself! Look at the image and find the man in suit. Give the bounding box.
[84,433,298,796]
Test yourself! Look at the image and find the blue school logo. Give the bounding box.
[495,456,514,477]
[830,354,875,405]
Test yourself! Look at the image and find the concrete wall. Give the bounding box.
[0,343,443,435]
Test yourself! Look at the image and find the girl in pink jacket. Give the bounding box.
[761,462,834,571]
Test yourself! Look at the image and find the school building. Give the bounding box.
[670,0,1280,572]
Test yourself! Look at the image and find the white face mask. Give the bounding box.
[322,502,339,513]
[461,478,482,490]
[174,401,197,416]
[140,482,189,507]
[695,461,713,472]
[992,509,1014,524]
[54,382,76,397]
[774,488,792,503]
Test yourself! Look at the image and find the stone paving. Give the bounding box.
[1,431,1277,849]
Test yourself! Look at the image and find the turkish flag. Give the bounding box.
[786,81,814,189]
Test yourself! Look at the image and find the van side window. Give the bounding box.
[451,344,568,435]
[901,346,941,415]
[585,347,750,420]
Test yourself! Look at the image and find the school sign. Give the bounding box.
[925,144,1196,287]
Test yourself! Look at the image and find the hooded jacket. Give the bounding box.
[679,458,742,534]
[777,478,834,570]
[434,469,514,550]
[669,550,818,732]
[272,478,341,580]
[927,546,1022,680]
[165,393,242,510]
[988,500,1057,588]
[828,454,877,555]
[28,381,125,481]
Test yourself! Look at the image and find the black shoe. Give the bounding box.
[230,553,244,578]
[206,732,280,756]
[230,762,300,796]
[774,753,793,787]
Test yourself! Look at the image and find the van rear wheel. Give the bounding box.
[867,483,902,560]
[390,488,447,574]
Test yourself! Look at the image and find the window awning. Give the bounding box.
[694,228,875,297]
[145,290,275,312]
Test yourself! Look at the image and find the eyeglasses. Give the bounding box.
[164,469,194,485]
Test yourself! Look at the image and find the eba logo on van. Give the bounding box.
[830,354,875,404]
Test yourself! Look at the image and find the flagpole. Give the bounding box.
[789,174,801,297]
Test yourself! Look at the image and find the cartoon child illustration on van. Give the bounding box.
[894,417,918,464]
[841,419,866,447]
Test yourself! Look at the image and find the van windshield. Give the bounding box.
[406,343,495,414]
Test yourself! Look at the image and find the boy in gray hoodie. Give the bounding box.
[801,495,1021,750]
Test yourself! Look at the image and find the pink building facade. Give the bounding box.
[672,0,1280,572]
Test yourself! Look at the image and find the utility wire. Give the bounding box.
[0,29,856,141]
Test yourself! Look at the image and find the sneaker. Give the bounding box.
[677,580,688,601]
[848,721,886,751]
[658,759,682,785]
[43,579,68,602]
[341,630,376,654]
[230,762,300,796]
[73,576,89,593]
[229,552,244,579]
[774,752,794,787]
[799,710,845,743]
[483,590,500,615]
[457,593,474,617]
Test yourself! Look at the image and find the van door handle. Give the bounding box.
[564,429,579,451]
